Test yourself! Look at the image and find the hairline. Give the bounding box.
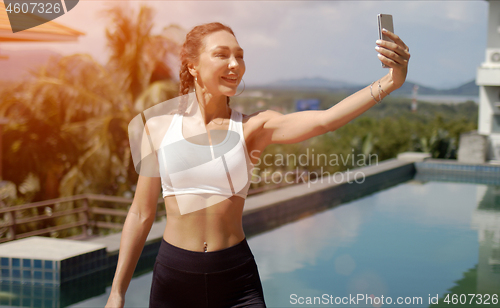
[199,30,242,56]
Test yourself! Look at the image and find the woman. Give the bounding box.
[105,22,410,307]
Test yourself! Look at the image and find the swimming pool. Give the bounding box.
[65,179,500,308]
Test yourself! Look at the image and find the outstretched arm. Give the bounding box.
[259,29,410,145]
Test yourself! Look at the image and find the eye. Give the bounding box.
[215,53,228,58]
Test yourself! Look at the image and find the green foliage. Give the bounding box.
[429,264,500,308]
[0,4,183,238]
[234,91,478,190]
[0,2,479,238]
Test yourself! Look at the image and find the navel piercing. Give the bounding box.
[204,241,208,252]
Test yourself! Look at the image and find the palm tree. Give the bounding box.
[102,4,182,107]
[0,4,184,237]
[0,53,131,237]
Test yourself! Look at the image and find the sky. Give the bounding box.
[0,0,490,89]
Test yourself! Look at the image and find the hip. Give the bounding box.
[155,237,254,273]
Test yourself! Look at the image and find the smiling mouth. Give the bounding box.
[221,76,238,83]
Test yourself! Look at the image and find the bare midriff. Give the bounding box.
[162,195,246,252]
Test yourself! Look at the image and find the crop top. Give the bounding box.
[156,109,254,214]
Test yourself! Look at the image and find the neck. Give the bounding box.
[194,87,230,125]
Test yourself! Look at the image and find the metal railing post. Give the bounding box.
[7,211,15,240]
[81,197,89,238]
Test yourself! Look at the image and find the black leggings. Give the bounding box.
[149,237,267,308]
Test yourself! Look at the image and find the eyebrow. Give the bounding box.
[212,46,244,53]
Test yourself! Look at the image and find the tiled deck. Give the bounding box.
[0,237,106,286]
[415,158,500,185]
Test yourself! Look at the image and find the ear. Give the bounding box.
[187,62,197,78]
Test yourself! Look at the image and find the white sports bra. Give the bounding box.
[157,109,254,208]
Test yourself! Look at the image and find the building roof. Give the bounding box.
[0,1,85,42]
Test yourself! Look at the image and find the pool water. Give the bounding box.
[249,181,499,307]
[65,180,500,308]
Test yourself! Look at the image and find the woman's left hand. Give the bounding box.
[375,29,410,89]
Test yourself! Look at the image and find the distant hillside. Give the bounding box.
[447,80,479,96]
[251,77,479,97]
[0,49,62,81]
[265,77,356,90]
[391,80,479,96]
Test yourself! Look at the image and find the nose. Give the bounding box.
[228,55,239,69]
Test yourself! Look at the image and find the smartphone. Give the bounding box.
[377,14,394,68]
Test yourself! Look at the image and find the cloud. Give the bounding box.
[372,181,481,227]
[245,32,278,48]
[1,1,489,89]
[249,203,367,281]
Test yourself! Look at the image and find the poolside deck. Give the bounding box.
[3,152,500,291]
[87,156,419,256]
[86,151,500,261]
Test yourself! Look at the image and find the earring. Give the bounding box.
[194,77,197,92]
[234,79,245,96]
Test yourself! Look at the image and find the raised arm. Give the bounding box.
[259,29,410,146]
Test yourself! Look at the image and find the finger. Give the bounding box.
[376,38,408,55]
[377,53,401,69]
[381,29,409,51]
[376,40,410,61]
[381,28,408,49]
[375,46,408,66]
[376,48,406,68]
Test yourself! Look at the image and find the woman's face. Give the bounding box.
[193,30,245,97]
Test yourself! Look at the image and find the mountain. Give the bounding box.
[0,49,62,81]
[441,80,479,96]
[257,77,358,90]
[251,77,479,97]
[391,80,479,96]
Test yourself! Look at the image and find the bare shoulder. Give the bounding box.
[144,114,175,147]
[239,109,285,151]
[241,109,284,129]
